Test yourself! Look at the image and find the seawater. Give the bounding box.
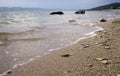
[0,10,120,75]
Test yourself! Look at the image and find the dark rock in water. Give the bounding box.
[75,10,85,14]
[50,11,64,15]
[61,54,72,57]
[69,19,76,23]
[100,19,107,22]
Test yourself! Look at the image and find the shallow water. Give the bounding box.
[0,10,120,74]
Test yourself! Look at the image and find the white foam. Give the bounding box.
[89,23,95,26]
[85,31,95,36]
[48,49,54,52]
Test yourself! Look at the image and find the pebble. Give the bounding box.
[104,46,111,49]
[78,47,82,50]
[7,70,12,74]
[96,58,109,64]
[101,60,109,64]
[100,19,107,22]
[104,31,107,33]
[100,35,103,38]
[61,54,72,57]
[69,20,76,23]
[95,43,98,45]
[88,64,93,67]
[83,44,89,48]
[64,71,71,74]
[96,58,105,61]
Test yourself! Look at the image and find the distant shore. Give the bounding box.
[5,19,120,76]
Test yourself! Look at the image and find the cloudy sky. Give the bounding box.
[0,0,120,9]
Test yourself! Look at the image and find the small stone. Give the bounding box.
[87,56,90,58]
[98,31,102,32]
[101,60,109,64]
[105,46,111,49]
[64,71,71,74]
[96,58,104,61]
[88,64,93,67]
[95,43,98,45]
[61,54,72,57]
[7,70,12,74]
[103,69,108,71]
[69,20,76,23]
[100,35,103,38]
[100,19,107,22]
[78,47,82,50]
[82,44,89,48]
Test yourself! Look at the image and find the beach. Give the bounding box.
[0,10,110,74]
[4,19,120,76]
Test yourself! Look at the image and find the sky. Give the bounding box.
[0,0,120,9]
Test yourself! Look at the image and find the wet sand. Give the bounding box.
[5,19,120,76]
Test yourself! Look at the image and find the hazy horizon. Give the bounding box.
[0,0,120,9]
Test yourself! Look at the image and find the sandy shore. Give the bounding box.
[5,19,120,76]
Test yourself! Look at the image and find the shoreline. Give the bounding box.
[5,19,120,76]
[0,23,103,76]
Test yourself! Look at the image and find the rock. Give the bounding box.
[100,19,107,22]
[7,70,12,74]
[101,60,109,64]
[104,46,111,49]
[81,44,89,48]
[75,10,85,14]
[96,58,109,64]
[79,47,82,50]
[96,58,105,61]
[61,54,72,57]
[100,35,103,38]
[69,19,76,23]
[64,71,71,74]
[95,43,98,45]
[50,11,64,15]
[88,64,93,67]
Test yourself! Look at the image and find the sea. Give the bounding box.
[0,9,120,75]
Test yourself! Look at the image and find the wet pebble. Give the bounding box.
[61,54,72,57]
[100,19,107,22]
[7,70,12,74]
